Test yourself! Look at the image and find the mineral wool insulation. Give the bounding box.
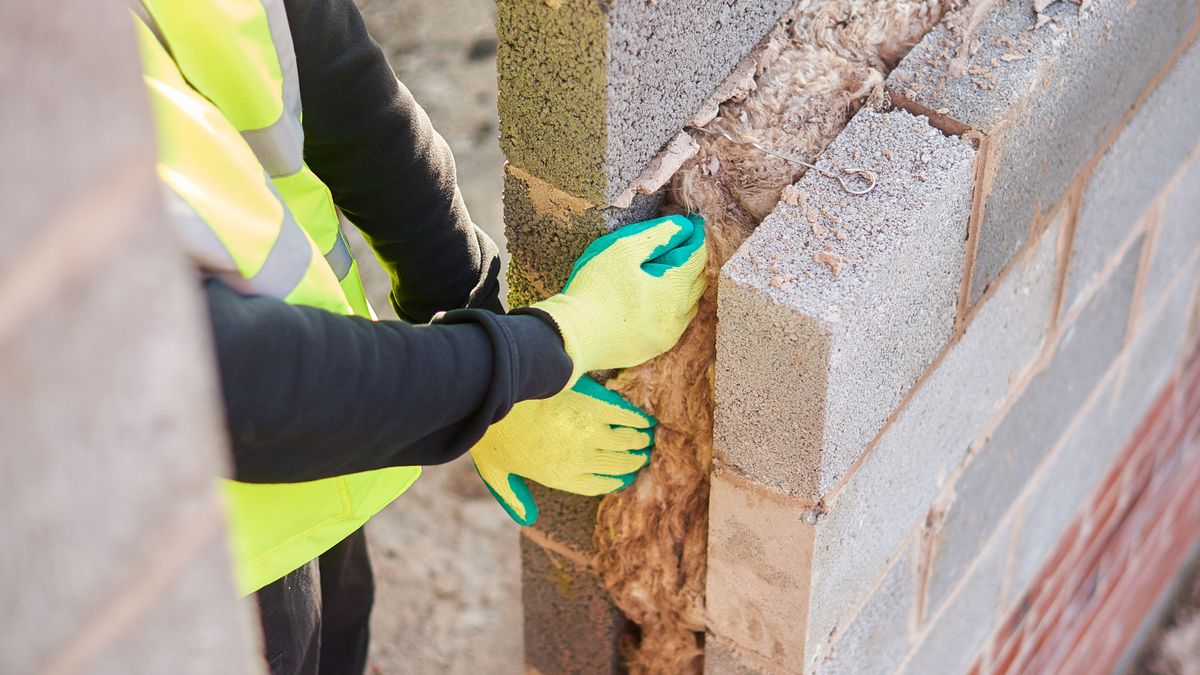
[591,1,963,672]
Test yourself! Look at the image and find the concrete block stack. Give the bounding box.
[0,1,260,673]
[708,1,1200,673]
[503,0,1200,672]
[496,1,793,671]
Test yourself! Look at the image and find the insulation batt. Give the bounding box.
[592,1,962,672]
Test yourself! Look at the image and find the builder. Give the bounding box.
[131,0,706,673]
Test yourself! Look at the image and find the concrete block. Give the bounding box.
[521,535,626,675]
[889,0,1198,303]
[0,0,155,272]
[924,236,1143,615]
[1010,256,1200,599]
[704,637,773,675]
[807,213,1060,658]
[0,204,238,670]
[818,543,916,675]
[496,0,792,204]
[1067,41,1200,312]
[901,525,1011,675]
[705,471,815,673]
[527,483,602,555]
[1147,158,1200,312]
[89,536,263,675]
[503,164,663,305]
[715,109,975,500]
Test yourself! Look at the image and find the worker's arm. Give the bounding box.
[206,278,570,484]
[284,0,502,321]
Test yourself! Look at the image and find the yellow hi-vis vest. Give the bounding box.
[133,0,420,595]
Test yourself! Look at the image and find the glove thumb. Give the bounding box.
[473,457,539,526]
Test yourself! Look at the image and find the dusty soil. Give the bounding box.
[346,1,521,673]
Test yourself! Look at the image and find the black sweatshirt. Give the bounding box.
[205,0,572,484]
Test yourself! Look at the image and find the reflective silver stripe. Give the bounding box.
[249,206,312,297]
[161,185,239,274]
[241,119,304,177]
[324,229,354,281]
[243,0,305,177]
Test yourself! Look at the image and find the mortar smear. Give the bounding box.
[592,1,962,672]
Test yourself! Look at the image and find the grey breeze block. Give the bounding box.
[1067,40,1200,313]
[924,234,1143,618]
[806,208,1061,662]
[715,108,976,501]
[887,0,1198,304]
[496,0,793,205]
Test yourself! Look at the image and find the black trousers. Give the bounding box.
[256,527,375,675]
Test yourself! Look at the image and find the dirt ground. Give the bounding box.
[345,1,522,673]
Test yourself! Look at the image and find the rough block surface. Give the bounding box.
[521,535,626,675]
[807,213,1059,653]
[902,525,1011,675]
[889,0,1197,303]
[503,165,663,306]
[716,109,975,500]
[497,0,793,204]
[818,543,916,675]
[704,637,772,675]
[1067,40,1200,311]
[925,237,1143,615]
[1010,256,1200,598]
[705,471,815,673]
[1147,157,1200,311]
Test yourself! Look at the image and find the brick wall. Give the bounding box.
[501,1,1200,673]
[0,3,262,673]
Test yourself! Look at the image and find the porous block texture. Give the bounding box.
[526,483,603,556]
[808,213,1060,656]
[889,0,1197,303]
[818,543,917,675]
[716,109,975,499]
[496,0,793,204]
[703,637,772,675]
[705,471,815,673]
[521,535,627,675]
[1148,158,1200,311]
[924,236,1143,616]
[901,525,1011,675]
[1011,254,1199,598]
[503,164,662,305]
[1067,41,1200,312]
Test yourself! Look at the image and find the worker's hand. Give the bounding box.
[531,214,707,387]
[470,376,655,525]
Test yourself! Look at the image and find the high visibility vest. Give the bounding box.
[133,0,420,596]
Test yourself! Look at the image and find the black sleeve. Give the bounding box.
[206,279,570,483]
[283,0,503,320]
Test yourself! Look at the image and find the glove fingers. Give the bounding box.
[642,214,707,277]
[564,216,686,290]
[587,448,652,476]
[595,426,654,452]
[563,472,637,496]
[570,376,656,429]
[473,460,538,526]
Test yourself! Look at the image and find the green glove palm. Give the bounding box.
[531,214,707,387]
[471,376,655,525]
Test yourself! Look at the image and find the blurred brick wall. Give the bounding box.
[0,2,262,673]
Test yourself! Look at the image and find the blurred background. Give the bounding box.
[348,1,520,672]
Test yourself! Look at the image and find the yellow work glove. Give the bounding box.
[470,376,655,525]
[530,214,707,387]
